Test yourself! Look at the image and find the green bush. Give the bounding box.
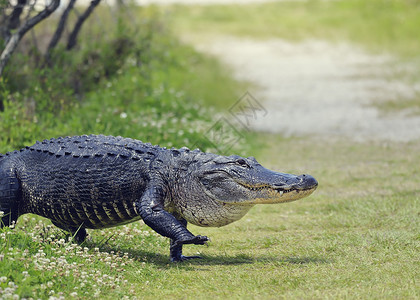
[0,6,246,154]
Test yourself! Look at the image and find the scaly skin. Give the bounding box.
[0,135,318,262]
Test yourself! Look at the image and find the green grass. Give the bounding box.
[167,0,420,58]
[2,1,420,299]
[376,96,420,116]
[1,136,419,299]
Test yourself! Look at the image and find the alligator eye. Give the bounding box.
[236,159,249,168]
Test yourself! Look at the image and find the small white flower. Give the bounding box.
[0,211,4,217]
[120,112,128,119]
[9,221,15,229]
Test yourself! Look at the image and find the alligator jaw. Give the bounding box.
[232,175,318,205]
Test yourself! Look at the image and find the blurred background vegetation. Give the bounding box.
[169,0,420,57]
[0,2,246,154]
[1,0,419,156]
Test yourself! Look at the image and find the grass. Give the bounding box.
[1,1,420,299]
[1,136,419,299]
[166,0,420,58]
[376,96,420,116]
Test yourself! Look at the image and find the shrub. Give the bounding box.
[0,6,246,154]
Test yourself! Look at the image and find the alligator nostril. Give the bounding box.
[301,174,318,187]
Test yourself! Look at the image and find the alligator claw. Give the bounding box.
[171,255,203,263]
[191,235,209,245]
[204,237,211,246]
[171,235,209,250]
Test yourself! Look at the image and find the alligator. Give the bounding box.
[0,135,318,261]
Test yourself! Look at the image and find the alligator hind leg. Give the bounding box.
[69,227,87,243]
[51,221,87,243]
[0,168,20,228]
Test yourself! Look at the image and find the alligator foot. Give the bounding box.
[71,227,87,244]
[170,235,209,262]
[171,254,203,263]
[52,221,87,244]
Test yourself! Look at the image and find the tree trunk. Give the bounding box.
[66,0,101,51]
[0,0,61,77]
[45,0,77,62]
[8,0,28,30]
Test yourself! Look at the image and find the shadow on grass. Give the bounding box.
[94,243,330,268]
[186,254,332,267]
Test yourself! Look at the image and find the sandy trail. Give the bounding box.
[139,0,420,142]
[191,36,420,142]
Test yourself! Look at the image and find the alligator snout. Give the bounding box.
[297,174,318,190]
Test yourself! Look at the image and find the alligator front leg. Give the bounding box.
[136,185,208,262]
[169,218,205,262]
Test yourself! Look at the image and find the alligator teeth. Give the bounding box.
[278,190,283,196]
[247,185,269,191]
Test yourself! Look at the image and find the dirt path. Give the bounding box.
[141,0,420,142]
[190,36,420,142]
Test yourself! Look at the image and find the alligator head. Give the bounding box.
[197,155,318,205]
